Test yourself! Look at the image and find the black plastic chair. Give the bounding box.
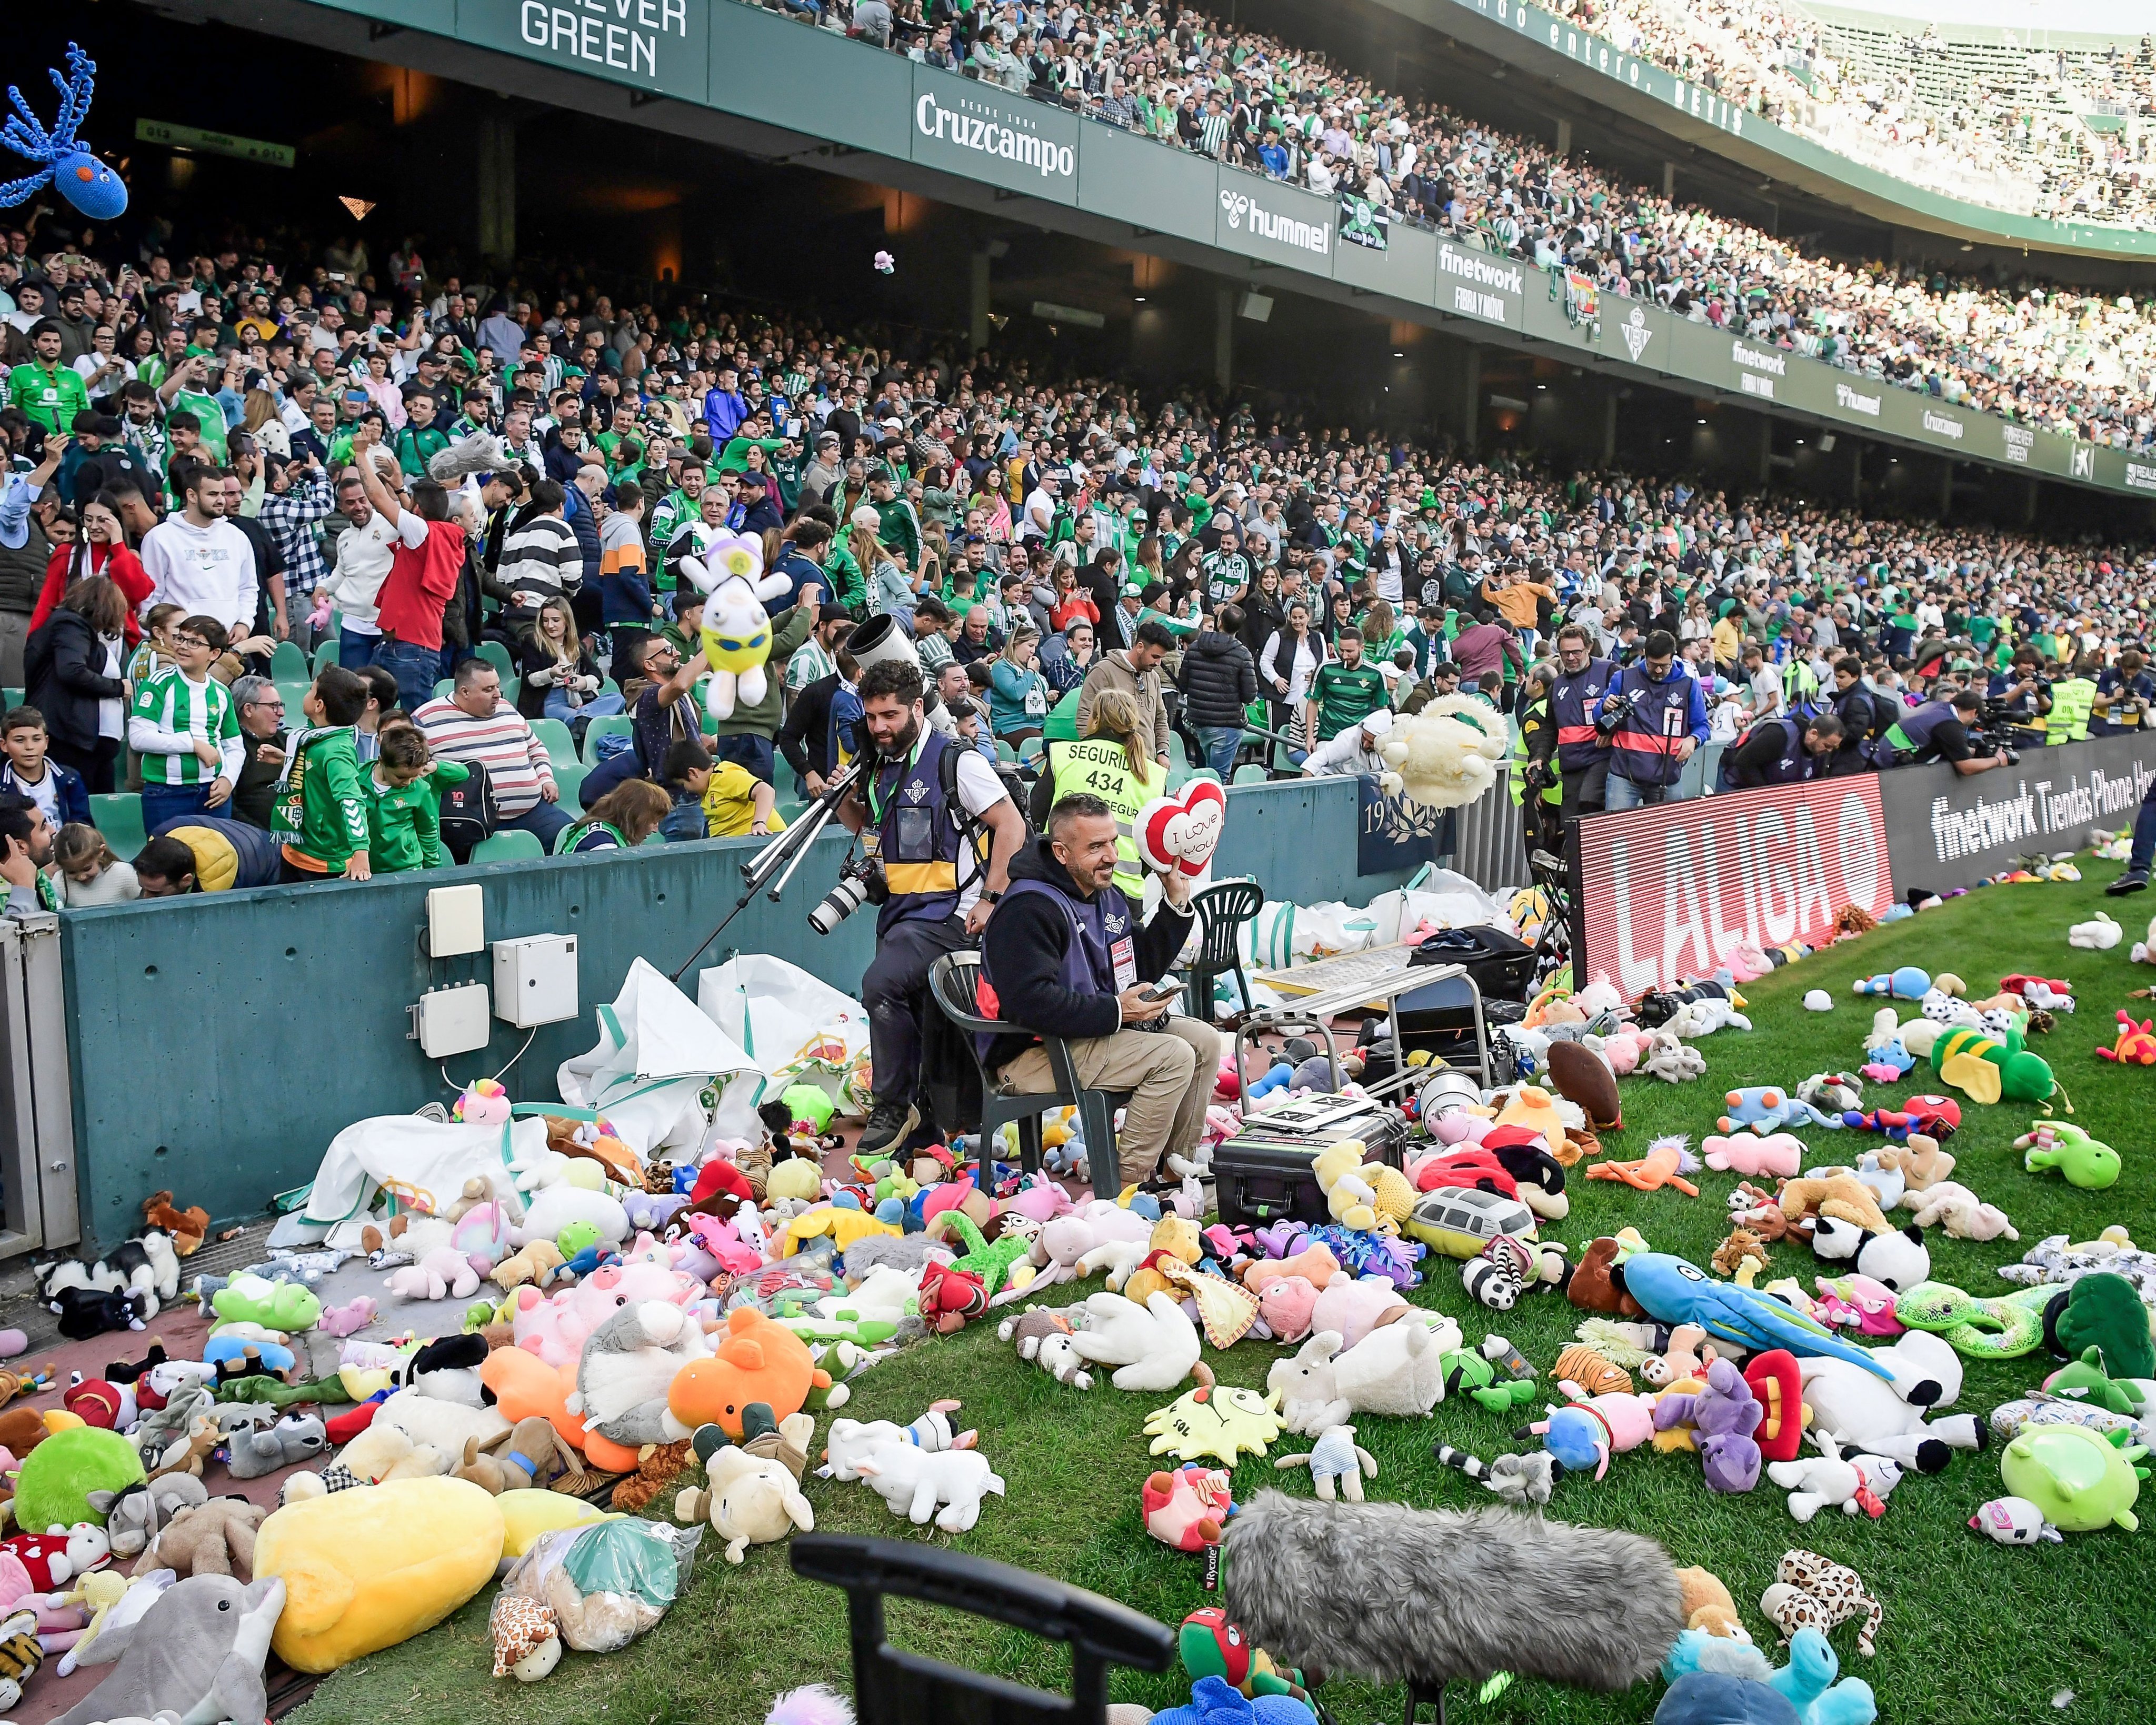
[929,951,1127,1186]
[1184,880,1262,1022]
[792,1533,1175,1724]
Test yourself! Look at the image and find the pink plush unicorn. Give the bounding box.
[1700,1132,1805,1178]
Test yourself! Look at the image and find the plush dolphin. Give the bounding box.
[53,1573,286,1725]
[1619,1253,1893,1379]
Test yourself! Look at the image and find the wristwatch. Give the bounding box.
[981,890,1002,903]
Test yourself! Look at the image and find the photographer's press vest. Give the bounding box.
[1606,666,1695,787]
[2044,677,2094,746]
[1725,716,1812,788]
[865,728,975,935]
[975,876,1135,1065]
[1880,700,1957,764]
[1044,737,1164,900]
[1550,656,1614,772]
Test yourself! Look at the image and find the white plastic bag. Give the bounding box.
[696,954,871,1113]
[1237,899,1381,970]
[303,1113,550,1247]
[559,959,756,1158]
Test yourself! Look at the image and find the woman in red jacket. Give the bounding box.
[31,493,149,648]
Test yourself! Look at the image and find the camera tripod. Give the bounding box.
[670,759,865,983]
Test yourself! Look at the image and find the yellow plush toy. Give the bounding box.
[1122,1216,1203,1303]
[678,531,795,723]
[497,1490,615,1567]
[1312,1140,1381,1233]
[254,1475,506,1672]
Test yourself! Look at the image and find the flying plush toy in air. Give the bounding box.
[1375,694,1510,811]
[3,45,126,221]
[677,532,793,723]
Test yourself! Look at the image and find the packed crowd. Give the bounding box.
[1,180,2154,910]
[781,0,2156,452]
[1551,0,2156,229]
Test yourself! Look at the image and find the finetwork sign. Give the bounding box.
[519,0,688,79]
[916,92,1074,180]
[1220,188,1330,257]
[1925,760,2152,862]
[1732,341,1783,400]
[1439,244,1521,322]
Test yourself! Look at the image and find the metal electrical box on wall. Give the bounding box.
[492,933,579,1028]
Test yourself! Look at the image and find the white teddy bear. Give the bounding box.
[1375,695,1510,810]
[851,1444,1006,1532]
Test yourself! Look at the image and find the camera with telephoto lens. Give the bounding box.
[808,853,886,936]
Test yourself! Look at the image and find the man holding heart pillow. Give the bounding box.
[977,793,1220,1195]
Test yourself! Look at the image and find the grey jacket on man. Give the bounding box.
[1077,649,1170,761]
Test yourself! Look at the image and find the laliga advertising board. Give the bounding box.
[1572,778,1894,996]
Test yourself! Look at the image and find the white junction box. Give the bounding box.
[410,982,492,1057]
[426,883,486,957]
[493,933,580,1028]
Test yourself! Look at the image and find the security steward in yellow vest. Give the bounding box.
[837,659,1027,1157]
[2044,665,2096,746]
[1031,731,1167,903]
[1513,664,1564,858]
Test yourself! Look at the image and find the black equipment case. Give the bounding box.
[1213,1093,1412,1228]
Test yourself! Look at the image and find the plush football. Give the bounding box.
[1135,780,1227,879]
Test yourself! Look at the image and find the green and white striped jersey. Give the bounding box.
[132,669,241,786]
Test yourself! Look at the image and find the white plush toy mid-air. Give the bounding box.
[679,531,795,722]
[1375,694,1511,810]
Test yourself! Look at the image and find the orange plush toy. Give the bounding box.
[667,1308,833,1439]
[1585,1134,1702,1196]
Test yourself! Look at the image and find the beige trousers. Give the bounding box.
[998,1015,1223,1189]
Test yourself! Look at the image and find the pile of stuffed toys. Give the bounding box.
[7,873,2151,1725]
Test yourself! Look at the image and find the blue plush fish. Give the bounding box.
[1620,1252,1892,1378]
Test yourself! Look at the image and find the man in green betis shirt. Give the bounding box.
[7,323,90,436]
[1306,632,1388,742]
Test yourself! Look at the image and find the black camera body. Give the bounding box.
[1593,689,1635,735]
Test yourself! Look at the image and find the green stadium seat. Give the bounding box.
[531,718,578,770]
[312,640,339,676]
[552,762,588,812]
[274,681,312,719]
[477,641,515,681]
[1232,763,1269,784]
[2,689,23,714]
[470,831,544,863]
[434,678,455,700]
[269,640,310,683]
[581,714,636,765]
[90,793,147,861]
[994,740,1019,764]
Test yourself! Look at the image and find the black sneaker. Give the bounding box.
[855,1099,920,1156]
[2107,869,2149,896]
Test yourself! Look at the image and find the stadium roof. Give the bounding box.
[1802,0,2153,44]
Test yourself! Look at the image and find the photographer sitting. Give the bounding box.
[1720,712,1843,790]
[979,793,1217,1195]
[837,659,1025,1156]
[1875,687,2014,776]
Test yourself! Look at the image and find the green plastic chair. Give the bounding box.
[434,678,455,701]
[269,640,310,682]
[274,681,312,718]
[90,793,147,861]
[1232,763,1270,784]
[1,687,23,714]
[994,740,1019,764]
[312,640,339,676]
[581,714,637,766]
[502,677,521,705]
[477,641,515,681]
[775,800,808,824]
[552,762,588,812]
[1190,769,1222,784]
[470,830,544,863]
[531,718,578,770]
[1017,736,1044,762]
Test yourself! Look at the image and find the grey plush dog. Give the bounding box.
[85,1474,208,1558]
[1223,1491,1683,1695]
[53,1574,286,1725]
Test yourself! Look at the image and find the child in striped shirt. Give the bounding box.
[128,615,245,834]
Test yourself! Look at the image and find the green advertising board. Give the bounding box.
[277,0,2156,502]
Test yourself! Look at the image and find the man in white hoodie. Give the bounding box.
[140,464,255,643]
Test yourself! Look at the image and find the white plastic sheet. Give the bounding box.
[302,1113,549,1247]
[559,958,756,1158]
[695,953,871,1114]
